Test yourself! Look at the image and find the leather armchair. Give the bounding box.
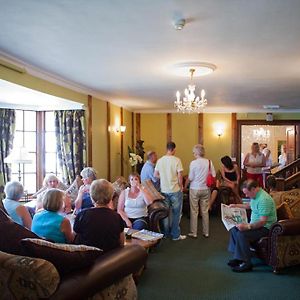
[148,200,169,232]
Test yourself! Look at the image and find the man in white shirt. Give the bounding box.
[154,142,186,241]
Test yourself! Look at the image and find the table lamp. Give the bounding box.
[4,146,32,182]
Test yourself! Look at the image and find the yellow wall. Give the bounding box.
[140,114,167,159]
[172,114,198,173]
[237,113,300,120]
[91,98,107,179]
[203,113,232,170]
[123,110,133,179]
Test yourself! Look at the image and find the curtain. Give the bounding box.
[0,109,15,200]
[55,110,87,185]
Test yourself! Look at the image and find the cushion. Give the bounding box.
[21,238,103,276]
[142,180,164,201]
[112,177,130,209]
[276,202,294,221]
[0,250,60,299]
[66,175,83,204]
[0,209,40,255]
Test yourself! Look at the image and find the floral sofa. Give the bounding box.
[0,209,148,299]
[255,189,300,273]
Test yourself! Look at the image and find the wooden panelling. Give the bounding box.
[87,95,93,166]
[131,112,134,148]
[106,102,111,181]
[136,113,141,141]
[167,113,172,142]
[231,113,237,159]
[198,113,203,144]
[120,107,124,176]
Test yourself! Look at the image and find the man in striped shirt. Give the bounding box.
[227,179,277,272]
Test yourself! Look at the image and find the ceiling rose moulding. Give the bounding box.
[169,62,217,77]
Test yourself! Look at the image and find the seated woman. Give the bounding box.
[35,173,72,214]
[2,181,32,229]
[32,189,74,243]
[73,179,125,252]
[220,155,241,202]
[117,173,153,230]
[74,167,97,213]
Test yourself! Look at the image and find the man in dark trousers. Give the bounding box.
[227,179,277,272]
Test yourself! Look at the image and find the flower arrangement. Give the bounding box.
[129,152,143,166]
[128,146,143,167]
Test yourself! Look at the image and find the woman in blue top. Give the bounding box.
[2,181,32,229]
[74,167,97,213]
[32,189,74,243]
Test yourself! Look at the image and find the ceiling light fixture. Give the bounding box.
[173,19,186,30]
[173,63,216,113]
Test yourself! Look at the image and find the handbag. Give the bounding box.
[206,160,216,187]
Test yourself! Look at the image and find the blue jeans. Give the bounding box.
[161,191,183,239]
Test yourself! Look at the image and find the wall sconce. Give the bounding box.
[108,125,126,133]
[214,123,225,137]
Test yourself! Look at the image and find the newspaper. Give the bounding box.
[221,204,248,231]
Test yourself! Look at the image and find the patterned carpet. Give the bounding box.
[138,215,300,300]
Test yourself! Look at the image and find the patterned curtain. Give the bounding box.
[0,109,15,200]
[54,110,87,185]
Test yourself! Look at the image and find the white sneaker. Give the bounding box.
[188,233,197,238]
[172,235,187,241]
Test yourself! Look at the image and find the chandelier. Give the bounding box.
[174,68,207,113]
[253,127,270,140]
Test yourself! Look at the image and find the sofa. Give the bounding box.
[255,189,300,273]
[0,209,148,299]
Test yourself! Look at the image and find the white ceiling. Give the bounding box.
[0,0,300,113]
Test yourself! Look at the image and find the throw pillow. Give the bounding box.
[21,238,103,276]
[0,250,60,299]
[66,175,83,204]
[0,209,40,255]
[112,176,130,209]
[142,180,164,201]
[276,202,294,221]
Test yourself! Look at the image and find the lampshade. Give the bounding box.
[4,146,32,164]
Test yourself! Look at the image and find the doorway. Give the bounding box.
[236,120,300,170]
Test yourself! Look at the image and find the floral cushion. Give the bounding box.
[276,202,294,220]
[0,250,60,299]
[90,275,137,300]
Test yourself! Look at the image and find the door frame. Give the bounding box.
[236,120,300,168]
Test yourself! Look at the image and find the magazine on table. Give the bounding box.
[124,228,164,241]
[221,204,248,231]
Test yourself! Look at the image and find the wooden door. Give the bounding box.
[286,127,296,164]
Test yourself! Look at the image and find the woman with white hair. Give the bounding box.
[184,144,216,238]
[74,167,97,213]
[32,188,74,243]
[35,173,71,213]
[74,179,125,252]
[2,181,32,229]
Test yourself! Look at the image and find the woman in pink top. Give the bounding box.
[243,142,266,187]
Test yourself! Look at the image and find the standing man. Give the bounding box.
[227,179,277,272]
[154,142,186,241]
[141,151,160,191]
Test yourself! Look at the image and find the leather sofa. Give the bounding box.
[254,189,300,273]
[0,209,148,299]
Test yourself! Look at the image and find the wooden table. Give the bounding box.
[124,236,158,250]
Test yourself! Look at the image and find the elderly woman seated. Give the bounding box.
[74,167,97,213]
[2,181,32,229]
[35,173,72,214]
[32,189,74,243]
[73,179,125,252]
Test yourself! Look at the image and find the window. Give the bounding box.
[10,110,61,193]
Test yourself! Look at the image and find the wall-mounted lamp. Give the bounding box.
[214,123,225,137]
[108,125,126,133]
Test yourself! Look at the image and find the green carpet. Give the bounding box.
[138,216,300,300]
